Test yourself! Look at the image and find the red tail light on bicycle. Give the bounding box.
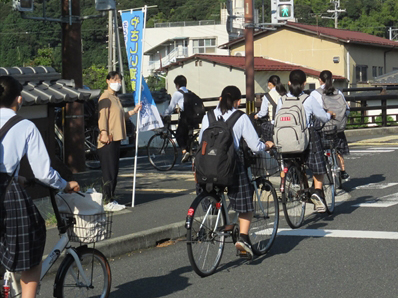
[216,202,221,210]
[185,208,195,229]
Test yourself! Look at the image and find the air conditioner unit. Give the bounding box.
[234,51,245,56]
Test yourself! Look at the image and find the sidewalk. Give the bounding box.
[36,126,398,263]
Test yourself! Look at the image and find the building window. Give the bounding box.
[308,83,316,90]
[378,67,383,76]
[193,38,216,54]
[356,65,368,82]
[372,66,377,78]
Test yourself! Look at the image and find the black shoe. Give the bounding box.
[340,171,350,181]
[235,239,253,260]
[310,189,327,213]
[181,152,190,163]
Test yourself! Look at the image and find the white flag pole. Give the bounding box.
[131,5,148,207]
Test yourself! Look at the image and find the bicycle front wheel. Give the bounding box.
[250,178,279,255]
[55,247,111,298]
[332,151,342,191]
[324,157,335,214]
[147,133,177,171]
[187,194,226,277]
[282,165,305,229]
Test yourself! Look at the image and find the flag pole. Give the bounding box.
[131,5,148,207]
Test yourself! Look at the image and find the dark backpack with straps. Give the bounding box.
[195,109,244,192]
[264,92,277,120]
[179,90,205,127]
[0,115,24,203]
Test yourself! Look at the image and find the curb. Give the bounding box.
[345,126,398,137]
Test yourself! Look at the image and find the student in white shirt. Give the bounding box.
[199,85,273,259]
[310,70,350,181]
[0,75,79,298]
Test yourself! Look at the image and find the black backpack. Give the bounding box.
[195,109,244,192]
[179,90,205,127]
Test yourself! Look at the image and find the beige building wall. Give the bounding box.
[231,29,346,78]
[166,60,320,99]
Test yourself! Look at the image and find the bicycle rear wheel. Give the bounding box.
[250,178,279,255]
[332,151,342,191]
[186,194,226,277]
[147,133,177,171]
[282,165,305,229]
[54,247,111,298]
[324,157,335,214]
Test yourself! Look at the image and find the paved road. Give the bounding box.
[37,139,398,297]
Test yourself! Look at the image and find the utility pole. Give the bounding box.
[62,0,85,173]
[108,10,113,71]
[323,0,345,29]
[244,0,255,114]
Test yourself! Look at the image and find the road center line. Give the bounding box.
[278,229,398,239]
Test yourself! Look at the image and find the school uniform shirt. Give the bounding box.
[275,91,331,126]
[256,87,279,119]
[0,108,67,189]
[199,105,266,152]
[163,86,188,116]
[310,84,350,117]
[97,90,129,149]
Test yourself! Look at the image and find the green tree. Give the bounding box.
[27,47,55,67]
[83,65,108,90]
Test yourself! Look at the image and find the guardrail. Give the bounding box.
[169,87,398,129]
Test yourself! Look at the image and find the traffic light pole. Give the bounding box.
[244,0,255,115]
[61,0,85,173]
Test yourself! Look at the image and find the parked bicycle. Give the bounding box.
[279,145,335,229]
[147,116,199,171]
[185,149,280,277]
[2,179,112,298]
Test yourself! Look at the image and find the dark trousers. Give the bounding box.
[98,141,120,202]
[176,113,190,151]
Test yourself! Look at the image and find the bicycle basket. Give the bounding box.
[60,212,113,244]
[320,124,338,149]
[250,151,279,178]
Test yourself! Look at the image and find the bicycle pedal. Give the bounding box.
[236,249,252,260]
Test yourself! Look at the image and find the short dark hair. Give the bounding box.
[0,76,23,108]
[288,69,307,97]
[106,71,121,80]
[174,75,187,87]
[219,85,241,115]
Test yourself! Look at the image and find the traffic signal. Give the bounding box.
[12,0,34,12]
[276,0,294,21]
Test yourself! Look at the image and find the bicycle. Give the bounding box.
[2,179,112,298]
[279,141,335,229]
[320,124,342,196]
[147,116,199,171]
[185,149,280,277]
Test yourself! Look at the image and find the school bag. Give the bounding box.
[179,90,205,127]
[195,109,244,192]
[273,94,309,154]
[264,92,277,120]
[316,88,347,132]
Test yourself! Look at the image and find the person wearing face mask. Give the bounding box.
[97,71,141,211]
[0,75,80,298]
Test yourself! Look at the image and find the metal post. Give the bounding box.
[62,0,85,173]
[108,10,113,72]
[114,9,126,93]
[244,0,255,114]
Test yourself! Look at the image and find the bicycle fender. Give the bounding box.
[185,191,219,230]
[53,245,87,297]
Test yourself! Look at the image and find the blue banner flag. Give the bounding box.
[121,9,163,131]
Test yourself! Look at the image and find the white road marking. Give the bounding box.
[349,149,394,153]
[353,183,398,190]
[278,229,398,239]
[352,192,398,208]
[119,156,147,161]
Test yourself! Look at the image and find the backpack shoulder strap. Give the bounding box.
[264,93,276,107]
[316,87,323,95]
[226,110,244,129]
[0,115,24,141]
[207,109,216,125]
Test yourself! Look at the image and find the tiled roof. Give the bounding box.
[285,22,398,48]
[0,66,101,106]
[163,54,346,80]
[220,22,398,49]
[373,69,398,85]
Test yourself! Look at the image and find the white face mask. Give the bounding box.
[110,82,121,92]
